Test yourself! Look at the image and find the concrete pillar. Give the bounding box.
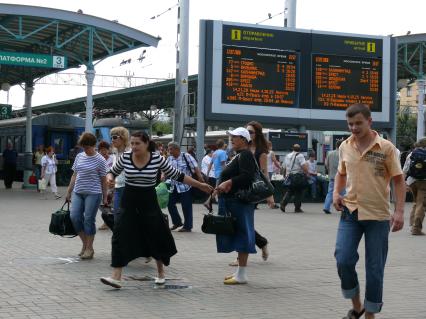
[85,66,96,132]
[417,78,425,140]
[22,82,35,189]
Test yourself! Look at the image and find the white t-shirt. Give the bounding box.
[201,155,215,178]
[284,152,306,176]
[41,155,57,174]
[307,160,317,175]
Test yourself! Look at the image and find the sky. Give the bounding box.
[1,0,425,109]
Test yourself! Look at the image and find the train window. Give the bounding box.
[53,137,64,156]
[14,136,22,153]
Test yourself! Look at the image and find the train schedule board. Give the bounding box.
[198,20,395,130]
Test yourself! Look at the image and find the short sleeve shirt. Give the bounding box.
[72,152,108,194]
[284,152,306,176]
[212,149,228,179]
[338,131,403,220]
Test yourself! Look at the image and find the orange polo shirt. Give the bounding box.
[338,131,403,221]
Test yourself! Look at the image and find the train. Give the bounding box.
[0,114,149,185]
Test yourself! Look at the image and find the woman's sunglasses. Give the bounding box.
[111,135,121,140]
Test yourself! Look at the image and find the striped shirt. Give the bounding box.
[72,152,108,194]
[167,152,198,193]
[110,151,184,188]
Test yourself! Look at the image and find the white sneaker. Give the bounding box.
[154,277,166,285]
[100,277,122,289]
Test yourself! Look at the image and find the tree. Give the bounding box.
[152,121,172,136]
[396,106,417,151]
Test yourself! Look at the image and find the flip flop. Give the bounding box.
[223,276,247,285]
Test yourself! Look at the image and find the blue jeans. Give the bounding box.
[309,175,317,198]
[334,208,390,314]
[323,179,346,211]
[113,187,124,224]
[70,192,102,235]
[167,188,193,230]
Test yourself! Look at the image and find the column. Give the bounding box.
[85,66,96,132]
[22,82,34,189]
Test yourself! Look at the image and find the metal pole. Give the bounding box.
[173,0,189,143]
[196,20,206,163]
[85,65,95,132]
[417,78,425,140]
[284,0,297,28]
[23,82,34,189]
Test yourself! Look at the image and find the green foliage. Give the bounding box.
[152,121,172,136]
[396,107,417,150]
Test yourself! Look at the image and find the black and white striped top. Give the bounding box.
[110,151,184,187]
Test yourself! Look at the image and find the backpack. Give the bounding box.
[408,148,426,180]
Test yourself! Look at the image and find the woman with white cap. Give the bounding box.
[214,127,257,285]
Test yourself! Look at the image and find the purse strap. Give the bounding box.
[61,201,70,211]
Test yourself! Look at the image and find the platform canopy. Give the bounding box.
[395,33,426,80]
[0,3,160,86]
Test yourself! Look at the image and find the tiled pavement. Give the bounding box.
[0,184,425,319]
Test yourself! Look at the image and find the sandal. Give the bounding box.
[343,309,365,319]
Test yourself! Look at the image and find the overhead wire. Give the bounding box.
[256,11,285,24]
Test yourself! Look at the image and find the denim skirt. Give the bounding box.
[216,197,256,254]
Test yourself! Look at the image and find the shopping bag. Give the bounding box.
[155,182,170,209]
[38,178,47,190]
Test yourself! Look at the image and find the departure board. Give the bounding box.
[222,45,298,107]
[312,54,382,111]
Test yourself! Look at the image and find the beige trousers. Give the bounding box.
[409,181,426,231]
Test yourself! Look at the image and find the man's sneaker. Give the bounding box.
[170,223,183,231]
[294,208,304,213]
[155,277,166,285]
[323,209,331,214]
[100,277,122,289]
[411,229,425,236]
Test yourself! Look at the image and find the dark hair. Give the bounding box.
[131,131,156,152]
[78,132,97,147]
[346,103,371,119]
[98,140,110,150]
[247,121,268,154]
[216,139,225,148]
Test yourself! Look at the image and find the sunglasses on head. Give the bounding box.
[111,135,121,140]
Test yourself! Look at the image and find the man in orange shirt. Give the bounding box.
[333,104,405,319]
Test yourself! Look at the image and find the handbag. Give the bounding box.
[201,195,235,235]
[49,202,77,237]
[29,173,37,185]
[234,154,274,204]
[38,178,47,190]
[283,153,309,189]
[99,204,115,230]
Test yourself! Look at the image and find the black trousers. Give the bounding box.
[3,163,16,188]
[281,187,303,210]
[255,230,268,248]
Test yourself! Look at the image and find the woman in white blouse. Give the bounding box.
[41,147,61,199]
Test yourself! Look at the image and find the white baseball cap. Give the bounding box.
[226,127,251,142]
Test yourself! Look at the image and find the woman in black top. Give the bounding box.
[215,127,257,285]
[100,131,213,289]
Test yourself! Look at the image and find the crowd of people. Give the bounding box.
[3,103,426,319]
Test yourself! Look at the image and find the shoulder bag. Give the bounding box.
[49,202,77,237]
[283,153,309,189]
[234,153,275,204]
[201,195,235,235]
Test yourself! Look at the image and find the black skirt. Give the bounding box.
[111,185,177,267]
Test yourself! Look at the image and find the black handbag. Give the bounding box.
[49,202,77,237]
[100,205,115,230]
[234,154,274,204]
[283,153,309,189]
[201,196,236,235]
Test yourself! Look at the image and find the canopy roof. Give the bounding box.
[0,4,160,86]
[395,33,426,80]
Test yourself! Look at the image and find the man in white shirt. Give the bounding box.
[280,144,309,213]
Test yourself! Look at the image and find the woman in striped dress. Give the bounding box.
[100,131,213,289]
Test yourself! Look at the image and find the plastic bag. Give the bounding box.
[155,182,170,209]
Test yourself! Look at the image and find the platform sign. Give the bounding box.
[199,20,394,130]
[0,52,67,69]
[0,104,12,120]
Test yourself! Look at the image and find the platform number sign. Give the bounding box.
[52,56,65,68]
[0,104,12,120]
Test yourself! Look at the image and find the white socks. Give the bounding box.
[234,266,248,282]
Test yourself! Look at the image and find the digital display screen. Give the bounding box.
[312,54,382,111]
[222,45,298,107]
